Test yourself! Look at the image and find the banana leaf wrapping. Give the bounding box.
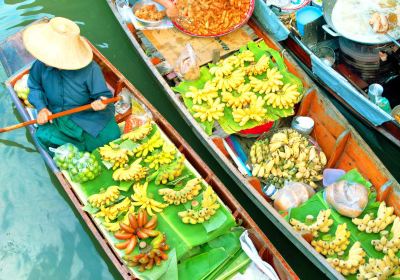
[287,169,399,279]
[67,124,251,279]
[173,41,304,135]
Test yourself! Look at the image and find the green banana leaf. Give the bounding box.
[286,170,398,279]
[158,249,178,280]
[214,250,251,280]
[172,41,303,135]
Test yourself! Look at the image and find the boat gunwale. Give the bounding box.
[3,25,297,280]
[106,1,400,278]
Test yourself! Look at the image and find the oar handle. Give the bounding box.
[0,96,121,133]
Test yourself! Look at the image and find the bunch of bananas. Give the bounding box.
[95,197,131,222]
[87,186,120,208]
[211,69,245,92]
[99,143,133,170]
[357,249,400,279]
[311,223,351,256]
[327,242,366,276]
[371,217,400,254]
[144,143,176,170]
[103,205,135,232]
[114,210,159,255]
[178,186,220,224]
[133,131,164,158]
[264,84,301,109]
[122,121,153,141]
[192,98,225,122]
[235,50,255,67]
[244,54,270,76]
[112,158,148,181]
[158,178,202,205]
[352,201,396,233]
[249,68,283,94]
[250,129,327,188]
[123,232,169,271]
[131,182,168,216]
[221,84,255,109]
[290,209,333,237]
[209,61,234,77]
[232,96,267,126]
[185,82,219,105]
[154,156,186,185]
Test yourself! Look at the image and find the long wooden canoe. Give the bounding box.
[1,19,297,280]
[107,1,400,279]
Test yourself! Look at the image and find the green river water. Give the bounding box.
[0,0,399,279]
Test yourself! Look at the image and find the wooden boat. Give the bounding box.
[1,19,297,280]
[106,1,400,279]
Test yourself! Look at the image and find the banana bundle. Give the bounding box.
[158,178,202,205]
[112,158,148,181]
[94,197,131,222]
[185,82,219,105]
[250,128,326,189]
[209,61,234,77]
[178,186,220,224]
[352,201,396,233]
[154,156,186,185]
[103,205,135,232]
[133,131,164,158]
[249,68,283,94]
[192,98,225,122]
[211,69,245,92]
[264,83,302,109]
[327,242,366,276]
[357,249,400,279]
[311,223,351,256]
[232,96,267,126]
[371,217,400,253]
[131,182,168,216]
[99,143,133,170]
[290,209,333,237]
[144,143,176,170]
[87,186,120,208]
[244,54,270,76]
[221,84,255,109]
[122,121,153,141]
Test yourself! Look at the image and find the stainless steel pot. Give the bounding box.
[322,0,400,45]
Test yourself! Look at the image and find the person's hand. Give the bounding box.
[91,96,108,111]
[165,4,178,19]
[37,108,52,125]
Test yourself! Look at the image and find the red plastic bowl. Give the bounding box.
[171,0,256,38]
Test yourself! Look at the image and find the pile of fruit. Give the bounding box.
[249,128,326,189]
[53,143,101,183]
[13,74,32,107]
[173,41,304,135]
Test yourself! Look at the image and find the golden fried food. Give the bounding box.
[135,4,166,21]
[175,0,251,36]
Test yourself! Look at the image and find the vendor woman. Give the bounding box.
[23,17,120,152]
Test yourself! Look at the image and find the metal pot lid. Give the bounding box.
[327,0,400,45]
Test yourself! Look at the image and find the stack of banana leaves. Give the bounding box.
[61,121,253,280]
[173,41,304,135]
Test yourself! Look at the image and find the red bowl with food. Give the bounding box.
[171,0,255,38]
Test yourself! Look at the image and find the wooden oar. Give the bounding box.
[0,96,121,133]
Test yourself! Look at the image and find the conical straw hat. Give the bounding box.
[23,17,93,70]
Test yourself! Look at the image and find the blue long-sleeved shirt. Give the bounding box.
[28,60,115,137]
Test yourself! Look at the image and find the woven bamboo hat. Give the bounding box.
[22,17,93,70]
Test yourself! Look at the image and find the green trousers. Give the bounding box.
[36,117,121,152]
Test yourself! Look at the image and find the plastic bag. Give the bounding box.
[52,143,79,170]
[68,152,102,183]
[123,94,154,134]
[175,43,200,81]
[273,181,315,211]
[324,180,368,218]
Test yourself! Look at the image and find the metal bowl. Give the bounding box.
[132,0,166,27]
